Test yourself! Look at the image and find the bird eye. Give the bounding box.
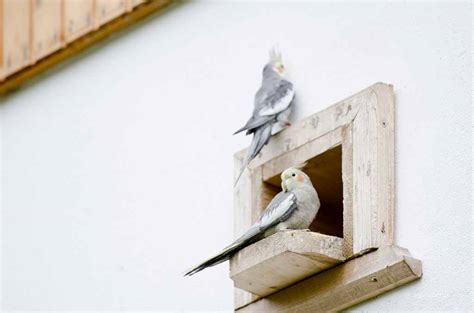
[292,173,296,177]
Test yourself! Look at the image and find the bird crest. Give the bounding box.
[269,46,282,62]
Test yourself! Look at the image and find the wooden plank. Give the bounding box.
[1,0,31,79]
[230,230,344,297]
[0,0,173,95]
[261,127,343,182]
[131,0,145,7]
[64,0,94,43]
[95,0,127,28]
[352,83,395,253]
[31,0,63,62]
[237,245,422,312]
[342,124,354,256]
[128,0,145,11]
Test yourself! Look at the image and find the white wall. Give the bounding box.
[1,1,472,311]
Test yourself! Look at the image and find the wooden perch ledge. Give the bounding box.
[235,245,422,312]
[230,230,344,297]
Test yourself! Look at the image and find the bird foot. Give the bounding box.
[279,228,311,233]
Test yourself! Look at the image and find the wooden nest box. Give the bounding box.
[231,82,422,312]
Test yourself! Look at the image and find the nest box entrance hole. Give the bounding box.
[260,145,343,237]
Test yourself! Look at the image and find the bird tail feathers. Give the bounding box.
[233,125,249,135]
[234,124,272,186]
[233,116,274,136]
[184,244,237,276]
[184,226,261,276]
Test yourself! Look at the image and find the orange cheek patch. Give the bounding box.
[297,175,305,183]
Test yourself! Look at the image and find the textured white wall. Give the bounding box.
[1,1,472,311]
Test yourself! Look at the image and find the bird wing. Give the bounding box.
[232,192,297,243]
[258,191,298,229]
[233,80,294,135]
[258,80,295,116]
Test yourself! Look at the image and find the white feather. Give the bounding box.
[259,89,295,116]
[259,193,295,228]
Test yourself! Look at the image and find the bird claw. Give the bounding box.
[279,228,310,232]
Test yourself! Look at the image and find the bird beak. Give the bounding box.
[281,180,288,192]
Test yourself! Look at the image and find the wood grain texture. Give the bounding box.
[95,0,127,28]
[236,245,422,313]
[230,230,344,297]
[31,0,63,61]
[1,0,31,78]
[341,124,354,256]
[0,0,173,94]
[352,83,395,252]
[261,127,343,183]
[128,0,145,11]
[64,0,94,43]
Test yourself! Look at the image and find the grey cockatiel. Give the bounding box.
[234,48,295,185]
[184,167,319,276]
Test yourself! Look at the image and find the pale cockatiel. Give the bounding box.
[184,167,319,276]
[233,48,295,185]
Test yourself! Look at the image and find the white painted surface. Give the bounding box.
[0,1,472,311]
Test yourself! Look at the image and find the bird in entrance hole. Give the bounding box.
[233,47,295,185]
[184,167,319,276]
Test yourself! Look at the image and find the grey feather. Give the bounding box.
[258,192,298,228]
[184,225,262,276]
[233,54,295,185]
[258,80,294,116]
[234,123,272,186]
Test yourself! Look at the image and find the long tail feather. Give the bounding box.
[233,116,274,136]
[234,124,272,186]
[233,125,248,135]
[184,226,261,276]
[234,155,250,188]
[184,249,234,276]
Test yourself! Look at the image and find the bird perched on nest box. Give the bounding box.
[233,48,295,185]
[185,167,319,276]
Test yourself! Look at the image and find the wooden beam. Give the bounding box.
[230,230,344,297]
[351,83,395,252]
[0,0,31,79]
[236,245,422,312]
[63,0,94,43]
[0,0,173,96]
[31,0,63,62]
